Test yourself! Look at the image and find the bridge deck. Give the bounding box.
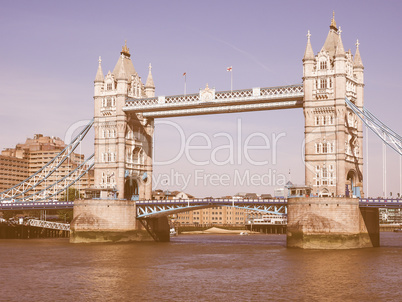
[123,84,304,118]
[0,198,400,212]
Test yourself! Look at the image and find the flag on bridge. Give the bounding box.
[227,66,233,91]
[183,72,187,95]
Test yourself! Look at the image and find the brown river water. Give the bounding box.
[0,233,401,302]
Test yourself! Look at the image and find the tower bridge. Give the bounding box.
[1,14,401,248]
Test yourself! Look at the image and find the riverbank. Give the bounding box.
[181,227,254,234]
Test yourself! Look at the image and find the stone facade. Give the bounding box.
[93,43,154,200]
[287,197,379,249]
[70,199,152,243]
[303,13,364,197]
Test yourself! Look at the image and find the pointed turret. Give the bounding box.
[303,30,315,61]
[353,39,364,68]
[335,26,345,57]
[321,11,339,58]
[116,54,127,80]
[145,63,155,88]
[145,63,155,98]
[112,41,138,81]
[94,56,104,82]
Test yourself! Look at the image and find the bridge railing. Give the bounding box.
[136,198,288,205]
[25,219,70,231]
[125,84,304,110]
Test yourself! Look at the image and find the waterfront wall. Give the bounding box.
[287,197,379,249]
[70,199,153,243]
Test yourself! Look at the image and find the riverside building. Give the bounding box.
[0,134,94,198]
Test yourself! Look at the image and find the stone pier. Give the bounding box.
[287,197,379,249]
[70,199,155,243]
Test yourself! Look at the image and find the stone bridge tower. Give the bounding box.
[93,42,154,200]
[303,13,364,197]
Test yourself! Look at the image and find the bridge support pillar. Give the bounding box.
[139,217,170,242]
[70,199,153,243]
[287,197,379,249]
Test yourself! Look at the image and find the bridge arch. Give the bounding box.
[124,177,139,201]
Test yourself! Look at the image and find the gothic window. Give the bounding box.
[323,143,328,153]
[107,98,112,107]
[320,79,327,89]
[329,164,334,171]
[330,115,334,125]
[319,143,323,153]
[107,153,112,162]
[107,83,112,90]
[322,116,326,125]
[315,116,320,126]
[322,167,328,178]
[316,165,320,171]
[320,61,327,70]
[133,147,142,164]
[326,116,331,125]
[329,78,332,88]
[315,143,319,154]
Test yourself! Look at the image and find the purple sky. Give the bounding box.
[0,0,401,198]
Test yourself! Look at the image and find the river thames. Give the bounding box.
[0,233,401,301]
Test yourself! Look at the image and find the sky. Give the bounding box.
[0,0,401,198]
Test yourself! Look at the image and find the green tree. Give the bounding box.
[57,209,73,223]
[61,187,81,201]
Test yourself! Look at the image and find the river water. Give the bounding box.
[0,233,401,301]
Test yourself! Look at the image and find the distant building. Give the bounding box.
[174,205,249,226]
[380,208,402,224]
[0,134,94,199]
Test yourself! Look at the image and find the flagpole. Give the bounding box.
[231,68,233,92]
[183,72,187,96]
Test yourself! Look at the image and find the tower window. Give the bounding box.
[315,116,320,126]
[320,79,327,89]
[320,61,327,70]
[107,83,112,90]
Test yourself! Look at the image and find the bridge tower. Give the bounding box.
[93,42,154,200]
[303,13,364,197]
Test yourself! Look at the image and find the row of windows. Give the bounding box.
[101,153,116,162]
[316,165,334,172]
[101,172,115,184]
[315,142,335,154]
[101,129,116,138]
[316,78,333,89]
[102,97,116,107]
[315,115,334,126]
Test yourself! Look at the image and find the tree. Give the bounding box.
[61,187,81,201]
[57,210,73,223]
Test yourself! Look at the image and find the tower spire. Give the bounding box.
[116,54,127,80]
[145,63,155,88]
[330,11,337,31]
[303,30,315,61]
[121,40,131,57]
[94,56,104,82]
[145,63,155,97]
[353,39,364,68]
[335,26,345,56]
